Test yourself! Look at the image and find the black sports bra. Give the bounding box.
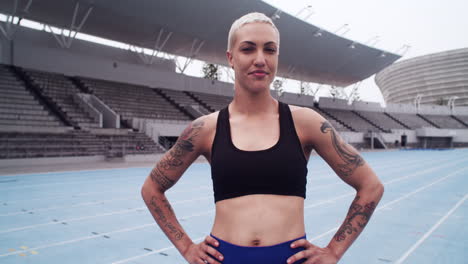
[210,101,308,203]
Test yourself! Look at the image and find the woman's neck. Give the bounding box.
[230,85,277,116]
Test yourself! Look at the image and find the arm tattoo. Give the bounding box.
[320,121,364,177]
[150,196,185,240]
[150,166,175,190]
[334,195,376,242]
[158,120,204,170]
[151,120,204,190]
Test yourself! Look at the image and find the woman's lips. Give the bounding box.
[250,70,268,77]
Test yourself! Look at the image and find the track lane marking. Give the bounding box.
[394,193,468,264]
[308,166,467,243]
[105,160,467,263]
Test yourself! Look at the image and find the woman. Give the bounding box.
[141,12,384,264]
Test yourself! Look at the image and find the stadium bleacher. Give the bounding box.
[354,110,408,131]
[1,63,468,160]
[386,112,435,129]
[188,91,233,111]
[0,130,162,159]
[81,78,191,121]
[421,114,467,129]
[319,107,382,132]
[453,114,468,126]
[309,105,353,132]
[0,65,63,128]
[26,69,100,129]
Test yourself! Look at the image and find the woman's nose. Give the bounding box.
[253,51,266,67]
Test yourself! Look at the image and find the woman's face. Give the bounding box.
[227,22,279,93]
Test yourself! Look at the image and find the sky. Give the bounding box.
[262,0,468,104]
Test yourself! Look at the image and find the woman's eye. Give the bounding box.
[241,47,254,52]
[265,48,276,53]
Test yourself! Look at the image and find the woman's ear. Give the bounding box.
[226,51,234,69]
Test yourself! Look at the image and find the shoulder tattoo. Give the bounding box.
[320,121,364,177]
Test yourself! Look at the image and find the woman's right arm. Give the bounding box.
[141,116,223,264]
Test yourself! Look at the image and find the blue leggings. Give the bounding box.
[209,234,307,264]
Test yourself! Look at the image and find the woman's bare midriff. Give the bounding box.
[211,194,305,247]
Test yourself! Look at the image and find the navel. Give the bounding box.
[251,239,261,246]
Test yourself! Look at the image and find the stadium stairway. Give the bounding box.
[384,112,411,129]
[10,66,75,128]
[0,65,65,129]
[351,110,389,132]
[451,115,468,127]
[68,76,94,94]
[416,113,440,128]
[184,91,216,112]
[313,105,356,132]
[153,89,196,120]
[25,70,101,129]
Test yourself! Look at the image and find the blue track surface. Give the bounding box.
[1,149,467,263]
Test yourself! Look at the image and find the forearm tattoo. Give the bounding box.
[320,121,364,177]
[150,166,175,190]
[150,196,185,240]
[150,120,204,191]
[334,195,376,242]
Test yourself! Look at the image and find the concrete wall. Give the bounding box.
[385,103,418,114]
[339,131,364,143]
[273,92,315,107]
[418,104,451,115]
[352,101,384,112]
[454,106,468,116]
[318,97,351,110]
[132,118,190,145]
[453,129,468,142]
[389,129,418,143]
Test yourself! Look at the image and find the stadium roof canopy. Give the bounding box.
[0,0,401,87]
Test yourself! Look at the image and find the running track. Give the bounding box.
[0,149,467,263]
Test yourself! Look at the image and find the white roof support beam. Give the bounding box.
[347,81,362,104]
[129,28,173,65]
[45,1,93,48]
[0,0,33,40]
[311,84,323,98]
[175,38,205,74]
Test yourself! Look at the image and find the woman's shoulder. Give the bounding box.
[195,111,219,131]
[287,104,324,124]
[187,111,220,146]
[287,104,328,145]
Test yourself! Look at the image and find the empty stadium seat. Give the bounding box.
[0,65,63,128]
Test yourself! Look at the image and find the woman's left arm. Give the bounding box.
[287,108,384,264]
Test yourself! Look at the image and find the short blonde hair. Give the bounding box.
[227,12,280,51]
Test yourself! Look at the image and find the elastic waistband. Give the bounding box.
[210,233,307,249]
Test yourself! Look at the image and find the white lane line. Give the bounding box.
[0,196,212,234]
[304,158,468,210]
[1,183,211,205]
[1,184,212,216]
[394,193,468,264]
[3,157,458,234]
[1,155,464,260]
[107,161,468,264]
[308,166,467,243]
[2,156,422,217]
[1,156,438,215]
[0,166,153,178]
[0,196,136,217]
[0,209,215,257]
[0,153,442,206]
[110,236,205,264]
[2,156,465,236]
[0,154,431,191]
